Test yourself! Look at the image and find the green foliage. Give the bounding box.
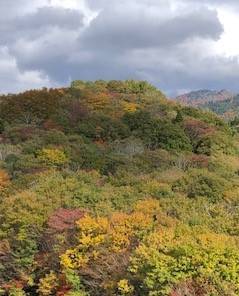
[65,270,89,296]
[173,110,184,123]
[173,169,230,201]
[8,287,26,296]
[77,115,129,141]
[123,111,192,151]
[0,119,5,133]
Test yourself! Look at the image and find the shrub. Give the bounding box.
[37,148,68,167]
[38,271,58,296]
[9,287,26,296]
[129,229,239,296]
[173,170,230,201]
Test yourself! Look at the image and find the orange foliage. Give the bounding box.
[81,89,111,111]
[0,169,10,190]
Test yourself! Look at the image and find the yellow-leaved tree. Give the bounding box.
[38,148,68,167]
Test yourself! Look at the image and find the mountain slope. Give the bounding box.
[176,89,235,107]
[175,89,239,120]
[202,94,239,117]
[1,80,239,295]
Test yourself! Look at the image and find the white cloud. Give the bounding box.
[0,47,54,94]
[216,8,239,57]
[49,0,97,24]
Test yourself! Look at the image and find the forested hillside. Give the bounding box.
[202,95,239,120]
[176,89,234,106]
[0,80,239,296]
[176,90,239,120]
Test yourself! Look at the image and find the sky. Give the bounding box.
[1,0,239,96]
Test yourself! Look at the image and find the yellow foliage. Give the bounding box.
[61,215,109,269]
[110,229,131,252]
[196,232,237,250]
[224,187,239,203]
[109,212,131,251]
[82,90,111,111]
[130,211,154,229]
[38,271,58,296]
[60,249,89,269]
[61,199,165,270]
[38,148,68,167]
[122,101,138,113]
[134,198,161,216]
[60,197,239,295]
[129,226,239,295]
[77,215,109,236]
[77,215,109,247]
[118,279,134,295]
[79,232,106,248]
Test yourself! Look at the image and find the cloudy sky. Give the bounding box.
[1,0,239,96]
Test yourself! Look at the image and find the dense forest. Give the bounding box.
[0,80,239,295]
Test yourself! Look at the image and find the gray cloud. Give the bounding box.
[186,0,239,3]
[0,46,53,94]
[81,7,222,51]
[0,4,84,86]
[0,6,84,44]
[0,0,239,95]
[132,46,239,96]
[16,7,84,30]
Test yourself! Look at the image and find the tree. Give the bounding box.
[173,110,183,123]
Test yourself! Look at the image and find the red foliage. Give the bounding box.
[190,154,209,168]
[47,208,85,232]
[170,280,207,296]
[56,286,71,296]
[2,280,25,293]
[37,209,86,268]
[43,119,63,131]
[56,274,71,296]
[183,119,216,141]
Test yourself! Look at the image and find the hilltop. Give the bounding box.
[0,80,239,295]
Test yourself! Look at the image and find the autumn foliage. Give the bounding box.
[0,80,239,295]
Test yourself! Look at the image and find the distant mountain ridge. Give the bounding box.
[175,89,239,119]
[176,89,235,107]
